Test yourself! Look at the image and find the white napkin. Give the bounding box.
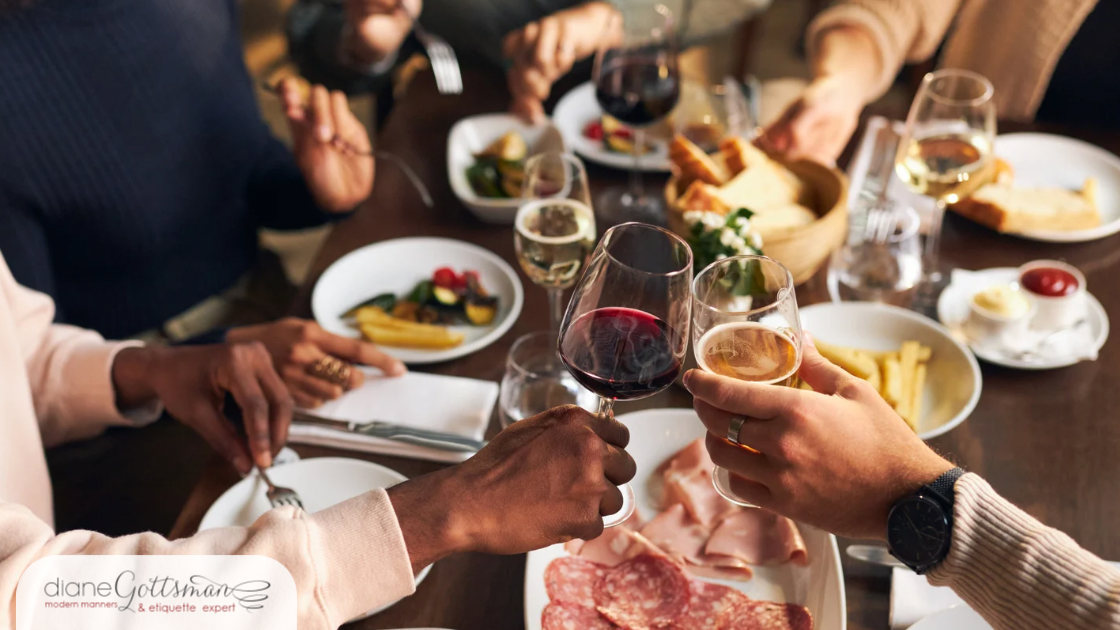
[889,567,966,629]
[287,369,498,464]
[948,269,1099,364]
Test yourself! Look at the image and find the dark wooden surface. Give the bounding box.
[161,68,1120,629]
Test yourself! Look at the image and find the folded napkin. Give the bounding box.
[287,369,498,463]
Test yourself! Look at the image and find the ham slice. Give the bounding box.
[705,509,809,567]
[658,439,737,528]
[638,503,755,582]
[564,509,643,565]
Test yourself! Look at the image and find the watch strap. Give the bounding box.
[924,467,965,507]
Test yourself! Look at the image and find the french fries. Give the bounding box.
[355,306,465,350]
[813,338,933,432]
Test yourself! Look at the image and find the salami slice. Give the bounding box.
[546,556,609,608]
[716,599,813,630]
[669,581,750,630]
[542,602,618,630]
[594,553,691,630]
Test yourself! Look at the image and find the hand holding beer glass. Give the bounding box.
[691,255,802,507]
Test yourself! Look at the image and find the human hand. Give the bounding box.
[503,2,619,123]
[685,335,953,540]
[758,75,864,163]
[388,405,636,571]
[343,0,420,64]
[280,78,375,212]
[226,318,406,408]
[113,344,294,474]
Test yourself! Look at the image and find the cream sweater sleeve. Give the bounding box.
[928,474,1120,629]
[805,0,962,100]
[0,489,416,630]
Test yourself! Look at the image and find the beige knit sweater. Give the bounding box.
[808,0,1100,120]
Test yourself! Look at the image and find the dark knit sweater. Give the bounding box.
[0,0,335,338]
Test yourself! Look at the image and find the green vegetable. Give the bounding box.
[341,292,396,318]
[433,286,460,306]
[407,280,434,305]
[466,160,506,198]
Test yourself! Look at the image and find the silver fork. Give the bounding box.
[258,467,304,510]
[399,0,462,94]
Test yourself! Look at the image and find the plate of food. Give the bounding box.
[198,457,431,619]
[949,133,1120,242]
[553,82,673,172]
[524,407,846,630]
[447,113,565,223]
[311,237,524,364]
[799,302,982,441]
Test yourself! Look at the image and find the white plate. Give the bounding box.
[552,82,672,172]
[937,267,1109,370]
[800,303,982,440]
[447,113,563,224]
[994,133,1120,242]
[311,237,524,365]
[908,606,990,630]
[523,408,847,630]
[198,457,430,618]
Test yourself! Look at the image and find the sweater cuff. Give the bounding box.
[67,340,161,427]
[306,488,415,625]
[806,5,900,101]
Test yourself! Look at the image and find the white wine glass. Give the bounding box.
[895,69,996,305]
[516,152,597,331]
[691,255,801,507]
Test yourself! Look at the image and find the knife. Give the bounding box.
[293,411,487,453]
[847,544,1120,571]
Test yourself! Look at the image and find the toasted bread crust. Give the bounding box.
[670,135,727,191]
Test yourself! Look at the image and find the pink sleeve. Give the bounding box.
[0,489,416,629]
[806,0,962,100]
[1,256,149,447]
[928,474,1120,630]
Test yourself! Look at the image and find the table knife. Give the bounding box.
[293,411,487,453]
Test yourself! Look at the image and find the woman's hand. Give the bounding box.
[684,335,953,540]
[227,318,406,409]
[280,79,375,212]
[113,343,293,474]
[758,75,864,164]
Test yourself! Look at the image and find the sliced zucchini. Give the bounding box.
[432,286,460,306]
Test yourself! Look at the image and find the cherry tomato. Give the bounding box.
[583,121,604,140]
[432,267,458,289]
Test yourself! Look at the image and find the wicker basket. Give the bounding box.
[666,159,849,286]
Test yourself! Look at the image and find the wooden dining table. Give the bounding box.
[165,66,1120,630]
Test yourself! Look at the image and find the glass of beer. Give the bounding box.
[691,255,801,507]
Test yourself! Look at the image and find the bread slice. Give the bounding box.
[669,134,728,191]
[714,161,805,212]
[950,177,1100,232]
[677,181,732,215]
[719,137,771,176]
[749,203,819,239]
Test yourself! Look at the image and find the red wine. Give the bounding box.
[595,57,680,126]
[559,307,683,400]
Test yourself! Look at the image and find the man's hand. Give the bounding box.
[227,318,406,408]
[343,0,420,65]
[388,405,636,572]
[280,78,374,212]
[685,335,953,540]
[758,75,863,163]
[113,344,294,475]
[503,3,620,123]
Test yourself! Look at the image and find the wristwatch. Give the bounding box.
[886,467,965,574]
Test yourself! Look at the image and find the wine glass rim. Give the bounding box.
[515,198,595,244]
[507,330,565,379]
[600,222,693,277]
[691,254,796,315]
[921,68,994,107]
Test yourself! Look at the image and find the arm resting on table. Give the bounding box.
[0,489,414,630]
[929,473,1120,630]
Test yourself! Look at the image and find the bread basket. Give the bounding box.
[666,158,849,286]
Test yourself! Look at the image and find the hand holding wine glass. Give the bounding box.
[558,222,693,526]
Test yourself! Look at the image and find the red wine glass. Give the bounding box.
[592,5,680,225]
[558,222,693,526]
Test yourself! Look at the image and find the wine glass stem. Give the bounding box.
[922,199,947,282]
[597,396,615,420]
[629,128,646,202]
[547,287,564,332]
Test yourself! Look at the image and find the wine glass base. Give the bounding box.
[602,482,637,528]
[712,466,759,508]
[596,186,668,226]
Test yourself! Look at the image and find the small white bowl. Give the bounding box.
[446,113,564,224]
[963,286,1035,346]
[1018,259,1087,330]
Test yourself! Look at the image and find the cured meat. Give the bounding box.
[659,440,737,527]
[545,556,608,608]
[639,504,710,564]
[716,600,813,630]
[669,581,750,630]
[564,508,643,565]
[683,554,754,582]
[594,553,691,630]
[705,509,809,567]
[542,602,618,630]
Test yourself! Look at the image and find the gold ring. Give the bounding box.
[308,356,353,387]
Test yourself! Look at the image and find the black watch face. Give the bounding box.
[888,495,950,568]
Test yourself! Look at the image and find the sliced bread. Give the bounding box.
[950,177,1100,233]
[669,134,728,191]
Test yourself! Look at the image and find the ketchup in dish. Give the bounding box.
[1021,267,1079,297]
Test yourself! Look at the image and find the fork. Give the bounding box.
[258,467,304,510]
[399,0,462,95]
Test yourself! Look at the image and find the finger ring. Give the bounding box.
[308,356,353,387]
[727,415,748,445]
